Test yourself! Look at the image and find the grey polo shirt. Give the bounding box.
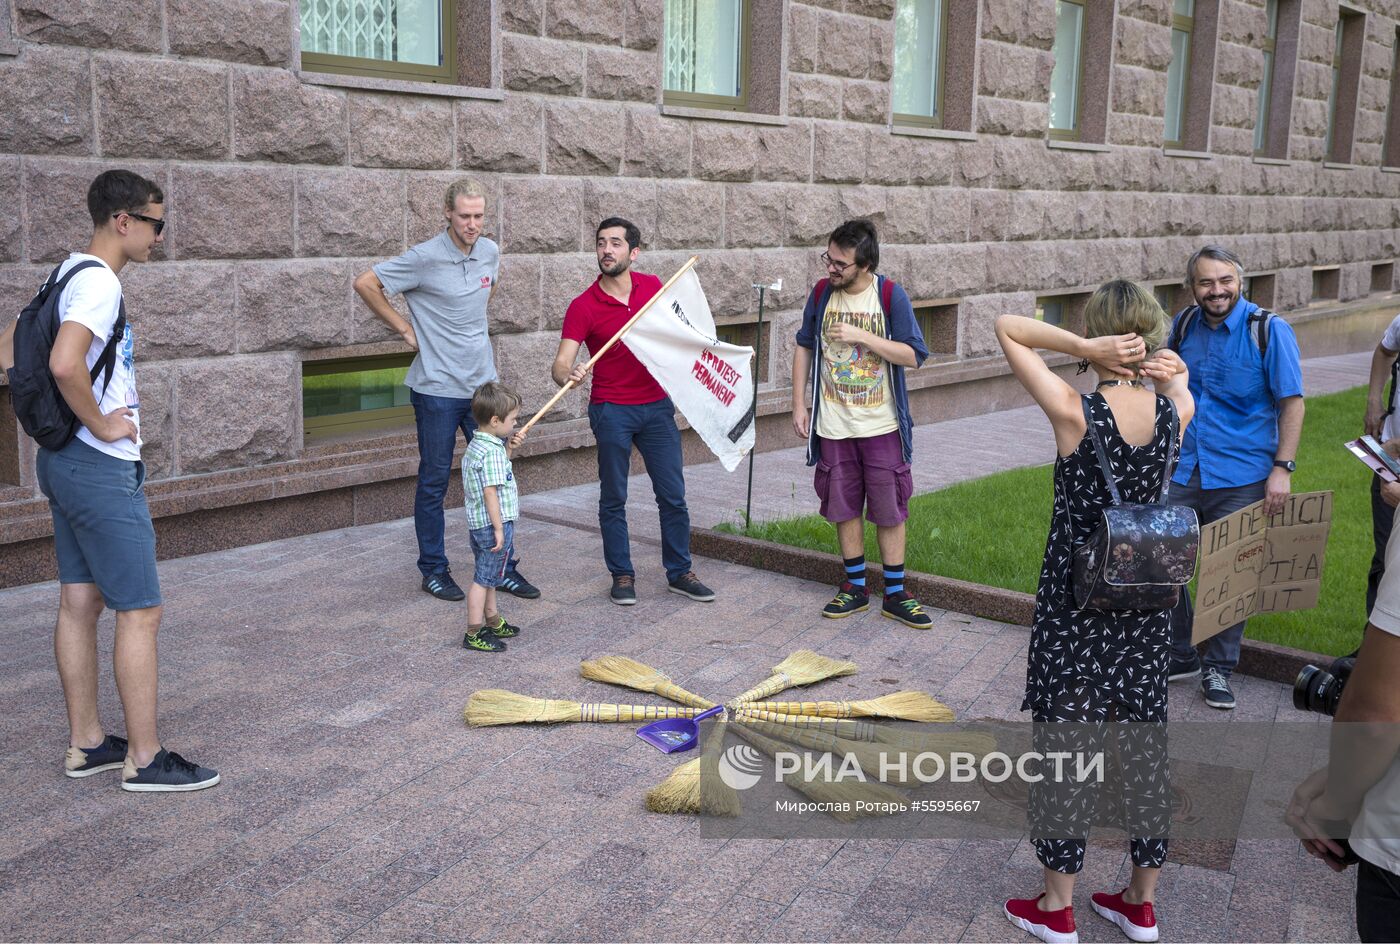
[373,230,499,399]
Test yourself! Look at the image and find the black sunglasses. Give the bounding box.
[114,210,165,236]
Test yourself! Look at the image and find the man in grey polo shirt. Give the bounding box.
[354,178,539,602]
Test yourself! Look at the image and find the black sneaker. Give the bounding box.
[485,616,520,638]
[882,591,933,629]
[1202,668,1236,710]
[422,571,465,602]
[668,572,716,602]
[1168,653,1202,682]
[499,566,541,600]
[822,582,870,618]
[464,630,507,652]
[611,574,637,606]
[121,749,220,793]
[64,734,128,779]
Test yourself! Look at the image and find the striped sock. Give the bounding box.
[843,556,867,590]
[883,564,905,597]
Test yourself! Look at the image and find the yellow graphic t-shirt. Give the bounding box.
[815,281,898,440]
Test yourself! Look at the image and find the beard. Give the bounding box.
[1198,289,1238,317]
[598,256,631,277]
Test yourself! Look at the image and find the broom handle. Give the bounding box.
[654,681,716,710]
[578,704,704,723]
[742,700,853,718]
[732,709,877,741]
[518,255,700,436]
[729,673,792,705]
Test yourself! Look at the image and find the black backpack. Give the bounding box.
[7,261,126,451]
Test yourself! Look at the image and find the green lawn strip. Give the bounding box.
[725,386,1372,657]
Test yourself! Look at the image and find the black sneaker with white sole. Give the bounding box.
[668,572,716,602]
[121,749,220,792]
[1201,668,1236,710]
[64,734,128,778]
[1168,654,1201,682]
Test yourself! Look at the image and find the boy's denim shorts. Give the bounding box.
[35,438,162,611]
[469,520,514,589]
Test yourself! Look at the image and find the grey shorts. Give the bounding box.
[36,438,162,611]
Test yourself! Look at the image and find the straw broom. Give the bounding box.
[734,709,998,755]
[580,656,716,709]
[464,689,706,727]
[742,690,954,722]
[730,723,908,823]
[645,722,740,817]
[728,650,858,705]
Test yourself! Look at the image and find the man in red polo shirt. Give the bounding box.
[551,217,715,606]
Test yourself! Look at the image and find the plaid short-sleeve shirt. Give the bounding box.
[462,432,518,530]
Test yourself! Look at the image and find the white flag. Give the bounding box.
[623,264,756,472]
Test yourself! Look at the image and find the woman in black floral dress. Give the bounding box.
[995,282,1194,944]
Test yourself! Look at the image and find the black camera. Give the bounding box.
[1292,656,1356,717]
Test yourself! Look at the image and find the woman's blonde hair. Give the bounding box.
[1083,279,1168,355]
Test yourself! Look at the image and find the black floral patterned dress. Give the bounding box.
[1022,391,1176,874]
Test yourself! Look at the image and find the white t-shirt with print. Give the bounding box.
[1380,314,1400,443]
[54,254,141,461]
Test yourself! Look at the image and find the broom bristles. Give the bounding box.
[646,757,700,813]
[465,689,578,727]
[645,723,739,816]
[580,656,716,709]
[732,724,906,822]
[729,649,858,704]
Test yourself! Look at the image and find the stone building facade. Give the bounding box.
[0,0,1398,585]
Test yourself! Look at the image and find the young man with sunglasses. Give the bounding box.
[0,170,219,791]
[792,220,932,628]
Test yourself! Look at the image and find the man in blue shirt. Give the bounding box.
[1167,245,1305,710]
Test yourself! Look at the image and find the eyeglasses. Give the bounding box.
[114,211,165,236]
[820,252,853,274]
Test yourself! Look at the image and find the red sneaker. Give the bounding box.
[1004,894,1078,944]
[1091,889,1159,942]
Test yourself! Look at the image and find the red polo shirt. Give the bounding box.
[561,272,668,405]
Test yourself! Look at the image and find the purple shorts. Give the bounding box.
[813,431,912,527]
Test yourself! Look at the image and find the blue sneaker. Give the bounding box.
[1202,668,1236,710]
[64,734,128,778]
[121,749,220,792]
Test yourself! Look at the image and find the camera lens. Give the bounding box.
[1293,664,1344,717]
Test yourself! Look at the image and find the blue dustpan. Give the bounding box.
[636,705,724,753]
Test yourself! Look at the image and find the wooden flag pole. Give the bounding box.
[517,254,700,437]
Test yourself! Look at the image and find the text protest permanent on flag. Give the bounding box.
[1191,490,1333,644]
[621,262,757,472]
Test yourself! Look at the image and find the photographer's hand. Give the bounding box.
[1285,767,1351,870]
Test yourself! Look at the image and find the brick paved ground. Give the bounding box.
[0,353,1370,943]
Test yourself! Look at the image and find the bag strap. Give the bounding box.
[90,304,125,395]
[879,275,894,321]
[1159,396,1180,503]
[1081,396,1122,506]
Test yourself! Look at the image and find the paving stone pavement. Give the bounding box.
[0,352,1370,943]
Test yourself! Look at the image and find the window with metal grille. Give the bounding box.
[300,0,456,84]
[663,0,749,110]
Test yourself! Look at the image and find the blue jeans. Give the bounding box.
[588,398,691,581]
[411,390,476,578]
[1168,470,1268,675]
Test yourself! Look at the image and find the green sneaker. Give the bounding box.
[463,629,506,652]
[486,615,520,638]
[822,581,870,619]
[882,591,933,630]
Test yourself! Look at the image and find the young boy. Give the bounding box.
[462,382,527,651]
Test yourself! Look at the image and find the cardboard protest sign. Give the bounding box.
[1191,490,1332,644]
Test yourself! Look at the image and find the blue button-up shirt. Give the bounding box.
[1173,297,1304,489]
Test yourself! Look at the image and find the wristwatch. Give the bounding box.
[1274,460,1297,472]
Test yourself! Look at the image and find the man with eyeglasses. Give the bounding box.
[0,170,219,791]
[354,178,540,604]
[792,219,932,629]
